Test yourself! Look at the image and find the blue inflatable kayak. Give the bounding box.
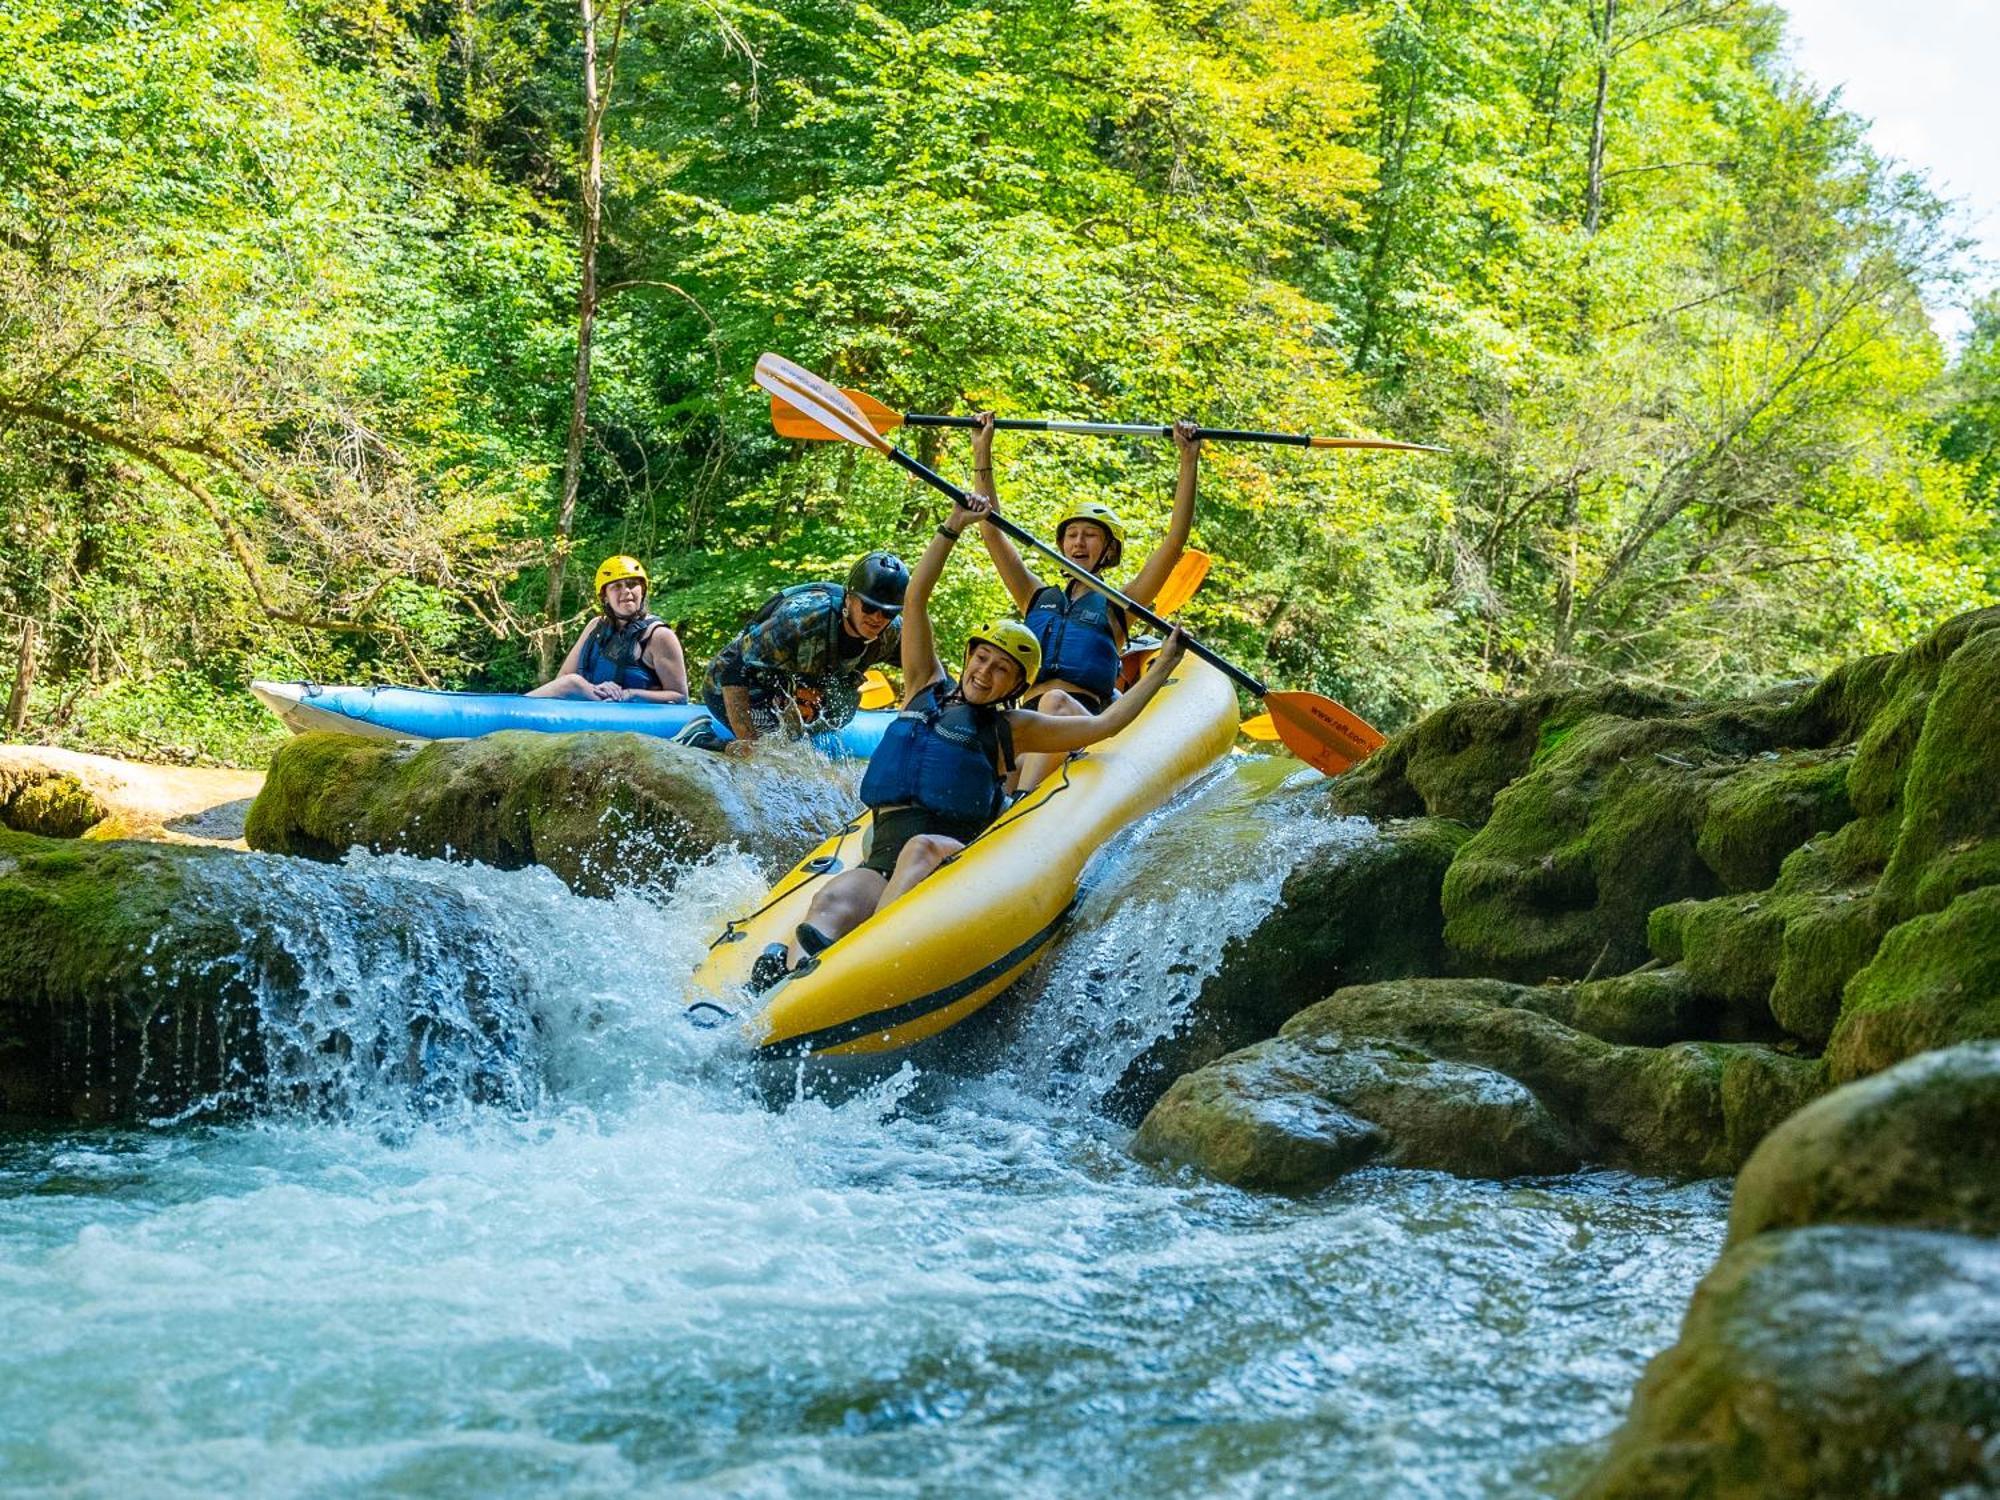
[249,681,894,758]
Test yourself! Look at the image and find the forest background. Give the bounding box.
[2,0,1995,764]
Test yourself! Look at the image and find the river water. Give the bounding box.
[0,760,1727,1498]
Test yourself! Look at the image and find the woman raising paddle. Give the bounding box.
[971,412,1201,791]
[747,491,1188,995]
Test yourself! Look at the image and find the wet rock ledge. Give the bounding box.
[245,728,857,896]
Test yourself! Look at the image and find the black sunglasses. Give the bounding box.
[857,599,901,620]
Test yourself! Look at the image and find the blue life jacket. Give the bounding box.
[858,682,1014,826]
[1024,583,1126,703]
[580,613,667,691]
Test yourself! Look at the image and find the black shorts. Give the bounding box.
[859,805,987,878]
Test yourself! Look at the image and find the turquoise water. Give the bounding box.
[0,764,1728,1497]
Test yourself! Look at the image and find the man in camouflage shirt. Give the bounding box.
[701,551,908,748]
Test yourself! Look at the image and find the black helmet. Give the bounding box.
[846,551,909,612]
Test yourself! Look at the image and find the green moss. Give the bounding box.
[0,772,107,838]
[1827,884,2000,1084]
[1876,625,2000,922]
[1695,751,1853,893]
[1655,894,1783,1012]
[1327,681,1693,828]
[1769,893,1888,1049]
[1442,712,1758,979]
[1569,966,1715,1046]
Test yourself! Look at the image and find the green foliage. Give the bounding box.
[0,0,1994,763]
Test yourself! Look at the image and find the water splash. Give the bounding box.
[163,847,769,1125]
[997,756,1372,1111]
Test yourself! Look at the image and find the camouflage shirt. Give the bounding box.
[703,583,900,726]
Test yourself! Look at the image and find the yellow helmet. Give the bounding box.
[594,555,649,597]
[1054,501,1127,564]
[965,619,1043,696]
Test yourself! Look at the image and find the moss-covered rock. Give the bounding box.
[246,729,859,894]
[1128,1045,1387,1192]
[1567,966,1716,1047]
[1874,622,2000,922]
[1693,751,1852,894]
[1825,884,2000,1084]
[1108,816,1471,1115]
[1276,979,1824,1177]
[0,770,107,838]
[1574,1227,2000,1500]
[0,829,257,1119]
[1327,682,1692,828]
[1130,1030,1577,1191]
[1440,712,1769,980]
[0,827,538,1123]
[1728,1041,2000,1244]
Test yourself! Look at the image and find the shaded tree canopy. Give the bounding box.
[1,0,1992,761]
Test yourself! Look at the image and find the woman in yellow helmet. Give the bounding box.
[749,492,1188,992]
[970,412,1201,790]
[528,554,689,703]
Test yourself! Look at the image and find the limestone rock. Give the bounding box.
[0,745,260,845]
[1825,884,2000,1084]
[246,729,859,893]
[1575,1227,2000,1500]
[1279,979,1824,1178]
[1728,1041,2000,1244]
[1131,1030,1577,1191]
[1109,815,1470,1116]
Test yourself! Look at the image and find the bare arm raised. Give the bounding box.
[1123,420,1201,608]
[968,413,1040,612]
[900,492,993,704]
[1006,629,1188,755]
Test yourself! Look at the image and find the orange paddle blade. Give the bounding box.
[753,355,893,454]
[1262,691,1386,775]
[770,386,903,441]
[1305,436,1449,454]
[858,669,896,710]
[1154,550,1211,616]
[1239,711,1280,741]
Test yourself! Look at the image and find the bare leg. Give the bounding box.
[526,673,596,699]
[786,867,888,966]
[877,833,965,908]
[1012,687,1088,793]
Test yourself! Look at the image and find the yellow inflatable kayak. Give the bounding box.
[689,657,1239,1076]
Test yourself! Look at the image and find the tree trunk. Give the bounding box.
[540,0,614,676]
[1553,477,1581,659]
[5,616,40,734]
[1583,0,1615,236]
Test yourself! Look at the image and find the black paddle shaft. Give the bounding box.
[884,446,1270,697]
[898,414,1318,446]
